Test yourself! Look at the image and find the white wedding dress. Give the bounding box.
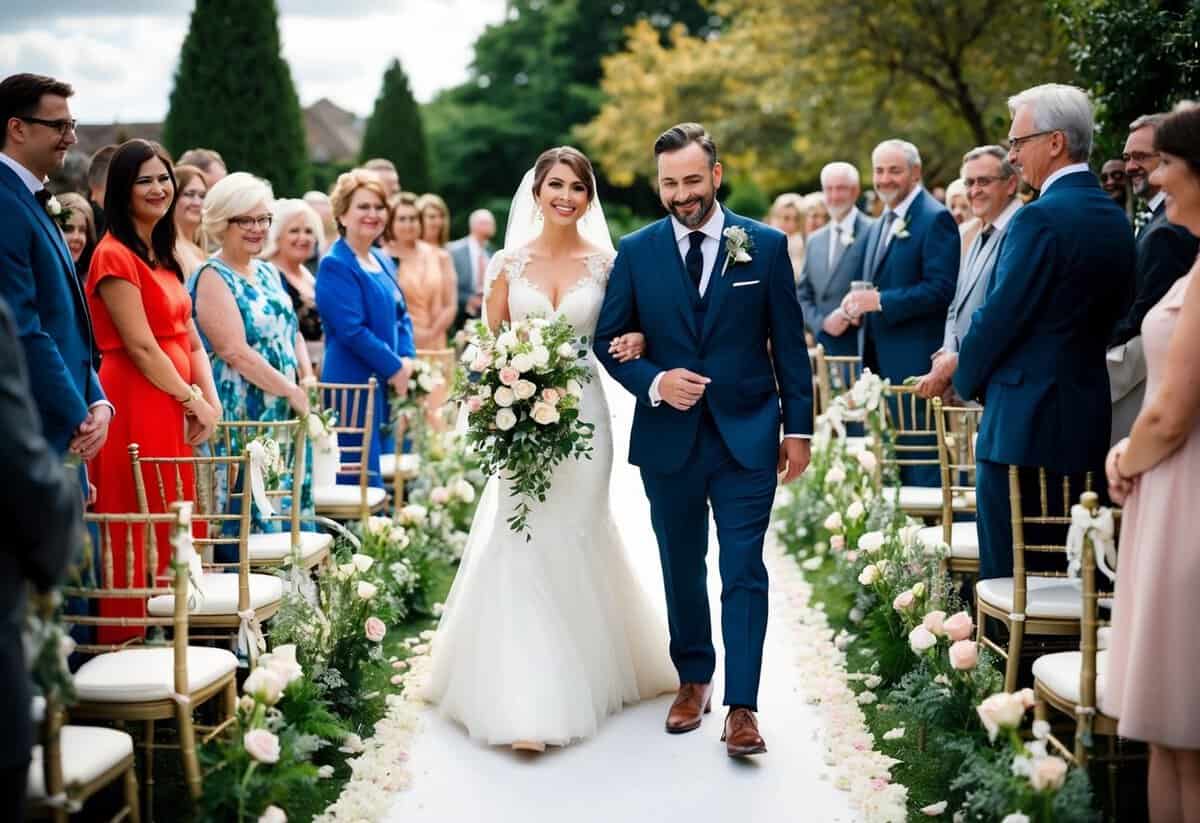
[420,247,678,746]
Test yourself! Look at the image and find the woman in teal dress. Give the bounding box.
[189,173,314,543]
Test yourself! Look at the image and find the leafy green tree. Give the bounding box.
[162,0,309,194]
[360,59,431,193]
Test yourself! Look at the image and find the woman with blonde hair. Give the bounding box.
[173,164,208,277]
[263,198,325,366]
[382,192,457,349]
[801,191,830,237]
[416,192,451,247]
[56,192,96,277]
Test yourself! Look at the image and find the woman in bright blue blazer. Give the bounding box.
[316,170,415,487]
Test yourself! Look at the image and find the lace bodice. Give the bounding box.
[484,247,614,338]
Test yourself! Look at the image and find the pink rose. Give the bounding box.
[467,395,483,413]
[365,616,387,643]
[1016,687,1036,709]
[830,534,845,551]
[498,367,519,386]
[244,729,281,764]
[430,486,451,505]
[470,355,490,372]
[948,639,979,670]
[943,611,974,642]
[922,610,947,636]
[892,590,915,611]
[541,387,560,405]
[845,550,859,563]
[1029,755,1068,791]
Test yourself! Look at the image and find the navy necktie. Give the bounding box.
[35,188,51,207]
[685,231,705,292]
[869,211,897,280]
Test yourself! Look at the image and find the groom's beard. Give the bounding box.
[668,191,716,229]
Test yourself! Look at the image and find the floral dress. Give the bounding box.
[189,257,313,539]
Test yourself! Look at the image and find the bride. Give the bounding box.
[420,147,678,751]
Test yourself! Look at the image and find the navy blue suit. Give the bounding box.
[1109,201,1199,347]
[0,161,105,459]
[594,207,812,709]
[954,171,1134,579]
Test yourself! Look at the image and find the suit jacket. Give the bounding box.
[0,162,105,455]
[943,202,1020,353]
[0,296,80,767]
[860,188,959,382]
[954,171,1134,473]
[594,207,813,474]
[796,209,874,356]
[449,237,495,314]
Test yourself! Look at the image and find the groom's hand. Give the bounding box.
[778,438,811,484]
[659,369,710,411]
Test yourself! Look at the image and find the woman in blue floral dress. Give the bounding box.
[189,173,314,540]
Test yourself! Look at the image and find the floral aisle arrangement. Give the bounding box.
[457,315,594,536]
[383,357,446,441]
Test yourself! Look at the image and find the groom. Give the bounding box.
[595,123,813,757]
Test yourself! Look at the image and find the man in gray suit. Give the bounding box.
[915,145,1021,401]
[449,209,497,331]
[797,162,874,355]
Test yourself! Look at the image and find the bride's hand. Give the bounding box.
[609,333,645,363]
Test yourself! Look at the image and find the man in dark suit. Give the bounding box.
[842,139,959,485]
[797,161,874,356]
[0,74,111,479]
[1107,112,1200,442]
[0,296,81,819]
[449,209,496,331]
[955,83,1135,580]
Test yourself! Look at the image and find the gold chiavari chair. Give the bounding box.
[807,347,823,418]
[976,467,1093,692]
[313,379,387,526]
[66,504,238,812]
[130,444,283,653]
[919,398,983,575]
[877,385,947,519]
[212,419,332,573]
[812,344,864,416]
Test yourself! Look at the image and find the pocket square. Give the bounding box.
[732,279,760,288]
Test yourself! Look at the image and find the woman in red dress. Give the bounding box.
[87,140,221,644]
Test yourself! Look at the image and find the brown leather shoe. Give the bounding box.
[665,682,713,734]
[722,708,767,756]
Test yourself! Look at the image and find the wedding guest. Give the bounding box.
[1105,101,1200,823]
[1100,157,1129,208]
[172,163,208,277]
[914,146,1021,401]
[316,170,415,486]
[303,190,336,251]
[177,147,226,189]
[87,143,116,236]
[797,162,873,356]
[264,197,325,366]
[767,192,806,281]
[417,192,451,247]
[0,295,80,819]
[945,178,971,225]
[1108,113,1200,443]
[87,138,220,644]
[57,191,97,277]
[931,184,947,204]
[0,73,110,483]
[802,191,830,237]
[449,208,496,329]
[954,84,1133,580]
[384,192,458,349]
[362,157,400,197]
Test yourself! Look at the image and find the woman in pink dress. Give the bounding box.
[1105,103,1200,822]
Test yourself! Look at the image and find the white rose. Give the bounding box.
[417,373,434,393]
[1000,816,1031,823]
[305,412,325,438]
[351,553,374,573]
[857,531,885,554]
[46,195,62,216]
[531,401,560,425]
[477,384,492,400]
[317,765,334,779]
[531,346,550,367]
[496,331,518,351]
[495,407,517,431]
[513,379,537,401]
[261,644,303,684]
[528,326,543,345]
[460,344,479,364]
[243,667,284,705]
[453,478,476,503]
[557,342,576,360]
[734,249,752,263]
[244,729,281,764]
[825,465,846,485]
[566,379,584,399]
[856,449,878,473]
[400,504,427,525]
[920,802,948,816]
[259,805,288,823]
[430,486,451,505]
[357,581,378,600]
[493,386,515,407]
[338,732,365,754]
[908,625,937,653]
[977,692,1027,742]
[823,511,843,531]
[858,564,880,585]
[846,500,865,521]
[510,352,535,373]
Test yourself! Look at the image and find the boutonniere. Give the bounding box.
[721,226,754,276]
[893,218,910,240]
[841,230,855,247]
[44,194,63,219]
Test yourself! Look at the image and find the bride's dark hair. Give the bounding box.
[531,146,595,203]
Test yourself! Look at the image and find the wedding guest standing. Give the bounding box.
[57,191,97,277]
[954,84,1133,580]
[86,143,116,237]
[264,198,325,366]
[0,73,110,482]
[177,147,226,189]
[383,192,457,349]
[317,170,415,487]
[362,157,400,198]
[449,208,496,329]
[945,178,971,225]
[417,192,451,247]
[1100,157,1129,209]
[172,163,208,278]
[801,191,830,237]
[767,192,806,281]
[87,139,220,644]
[1105,101,1200,823]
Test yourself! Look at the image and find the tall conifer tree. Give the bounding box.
[359,59,431,194]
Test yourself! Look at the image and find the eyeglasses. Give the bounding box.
[18,116,77,136]
[229,215,273,230]
[1006,129,1059,153]
[1121,150,1159,164]
[963,175,1007,189]
[1098,171,1126,182]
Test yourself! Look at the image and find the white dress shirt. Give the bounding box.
[879,184,923,250]
[1147,190,1166,214]
[1040,162,1091,195]
[827,208,858,269]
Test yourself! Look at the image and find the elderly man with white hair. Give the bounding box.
[449,208,497,329]
[953,83,1135,580]
[797,161,875,356]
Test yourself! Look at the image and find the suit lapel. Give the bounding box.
[807,230,831,298]
[827,211,868,294]
[656,219,700,340]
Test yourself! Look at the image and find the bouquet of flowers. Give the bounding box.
[457,315,594,536]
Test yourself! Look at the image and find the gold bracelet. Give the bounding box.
[178,384,203,405]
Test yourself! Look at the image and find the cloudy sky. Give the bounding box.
[0,0,509,123]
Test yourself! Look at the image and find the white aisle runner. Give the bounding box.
[384,374,858,823]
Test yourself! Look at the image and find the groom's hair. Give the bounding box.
[654,123,717,168]
[0,73,74,150]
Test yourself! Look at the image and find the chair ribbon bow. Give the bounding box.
[171,522,206,609]
[1065,504,1117,582]
[237,608,267,666]
[245,440,277,518]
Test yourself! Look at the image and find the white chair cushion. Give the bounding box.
[314,485,387,509]
[1097,626,1112,651]
[146,572,283,616]
[246,530,333,562]
[844,437,869,455]
[917,523,979,559]
[976,576,1082,620]
[1032,650,1115,716]
[883,485,944,510]
[28,725,134,798]
[74,646,238,703]
[379,453,395,480]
